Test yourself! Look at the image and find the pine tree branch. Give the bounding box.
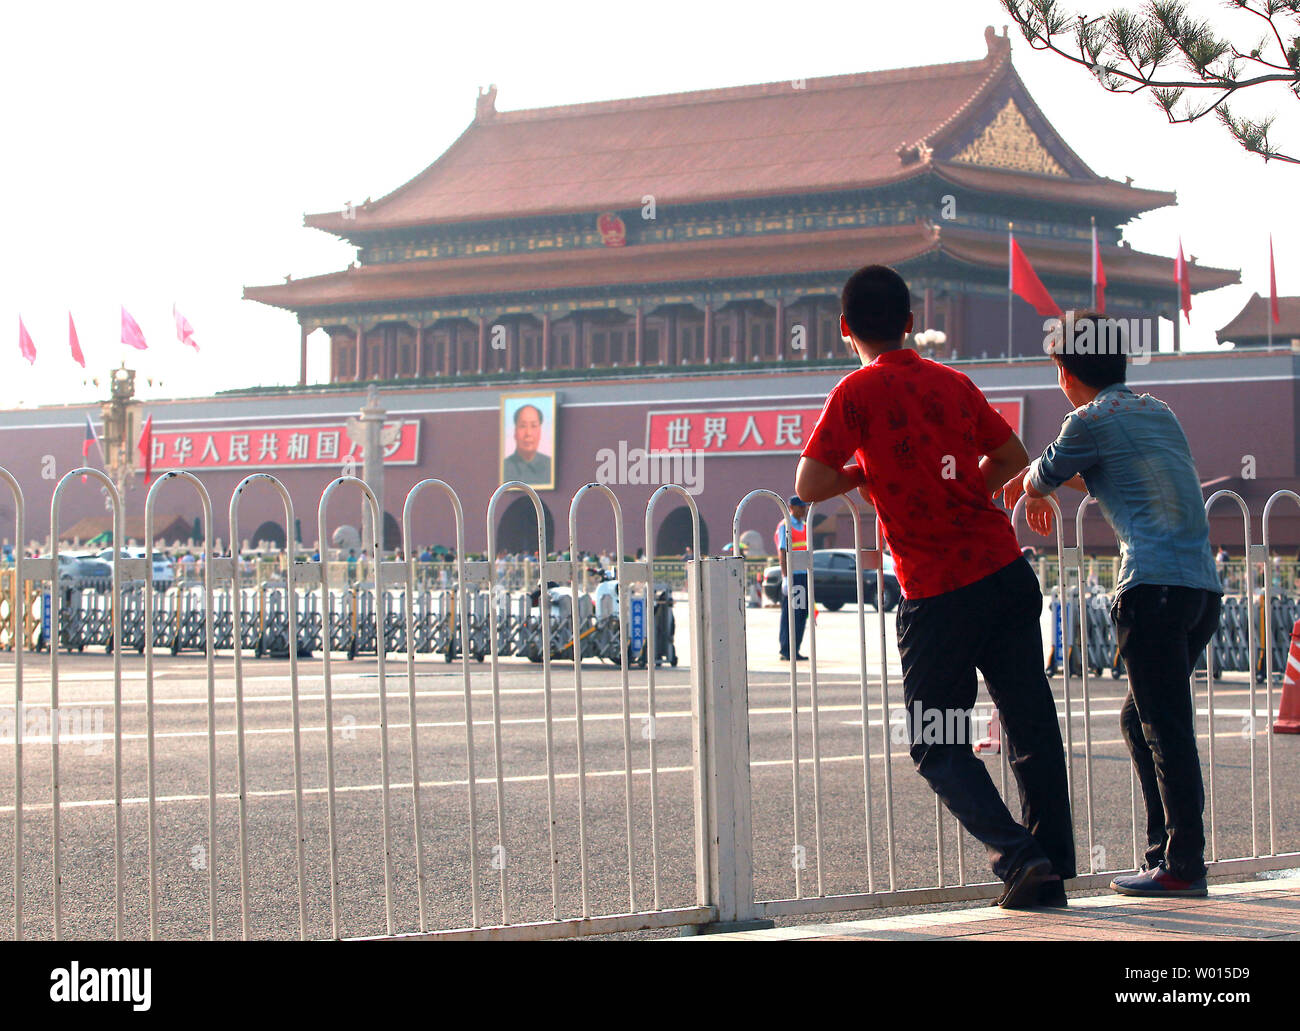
[1001,0,1300,162]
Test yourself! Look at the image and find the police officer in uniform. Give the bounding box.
[778,496,809,661]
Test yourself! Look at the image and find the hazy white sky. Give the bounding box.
[1,0,1295,410]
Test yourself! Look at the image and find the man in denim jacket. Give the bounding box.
[1000,311,1222,897]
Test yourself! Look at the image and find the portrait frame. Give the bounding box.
[500,391,557,491]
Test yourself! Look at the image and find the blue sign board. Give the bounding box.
[630,596,645,655]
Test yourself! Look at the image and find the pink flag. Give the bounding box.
[173,304,198,351]
[121,306,148,350]
[69,313,86,368]
[1174,239,1192,321]
[18,317,36,364]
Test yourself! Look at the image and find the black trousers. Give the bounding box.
[896,558,1076,883]
[1112,584,1222,882]
[779,572,808,657]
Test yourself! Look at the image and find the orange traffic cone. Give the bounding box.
[975,707,1001,754]
[1273,619,1300,734]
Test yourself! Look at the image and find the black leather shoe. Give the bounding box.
[794,653,809,661]
[994,857,1053,909]
[1037,876,1068,907]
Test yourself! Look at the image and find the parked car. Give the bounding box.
[96,547,175,590]
[762,549,901,612]
[45,553,113,587]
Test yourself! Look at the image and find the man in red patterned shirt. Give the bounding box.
[795,265,1074,908]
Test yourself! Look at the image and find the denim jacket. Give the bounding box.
[1027,384,1221,596]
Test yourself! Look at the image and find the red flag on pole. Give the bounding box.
[173,305,198,351]
[69,313,86,368]
[122,306,149,350]
[137,413,154,485]
[1009,234,1062,317]
[18,317,36,365]
[82,416,95,462]
[1174,239,1192,321]
[81,414,99,483]
[1092,223,1107,314]
[1270,234,1280,325]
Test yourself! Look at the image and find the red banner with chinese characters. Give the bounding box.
[147,420,421,471]
[646,401,1022,455]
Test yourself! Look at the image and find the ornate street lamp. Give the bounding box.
[913,328,949,359]
[97,363,143,507]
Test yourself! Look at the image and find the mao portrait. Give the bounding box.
[500,392,556,490]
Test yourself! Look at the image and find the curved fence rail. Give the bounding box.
[1,467,1298,939]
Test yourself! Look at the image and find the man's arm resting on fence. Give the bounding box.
[980,433,1030,497]
[795,457,866,504]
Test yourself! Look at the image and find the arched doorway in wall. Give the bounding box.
[383,511,401,552]
[654,505,709,557]
[495,495,555,555]
[250,520,286,549]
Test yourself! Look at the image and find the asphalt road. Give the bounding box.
[1,599,1296,940]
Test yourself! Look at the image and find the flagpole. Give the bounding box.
[1174,240,1182,354]
[1090,216,1097,310]
[1268,234,1274,353]
[1007,222,1014,361]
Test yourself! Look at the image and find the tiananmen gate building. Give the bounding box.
[4,26,1298,558]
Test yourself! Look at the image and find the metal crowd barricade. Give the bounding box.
[317,475,394,938]
[49,469,125,940]
[5,466,1300,941]
[732,489,810,901]
[144,471,218,941]
[568,483,634,916]
[1203,489,1259,865]
[804,495,883,894]
[402,478,477,931]
[231,473,309,940]
[0,468,24,940]
[483,481,552,926]
[1072,494,1127,870]
[1260,489,1300,857]
[644,484,702,913]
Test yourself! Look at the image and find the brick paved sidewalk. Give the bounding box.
[680,875,1300,941]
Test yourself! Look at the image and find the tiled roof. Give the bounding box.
[243,222,1237,313]
[932,162,1172,213]
[1217,293,1300,342]
[302,26,1165,233]
[940,228,1238,293]
[247,222,942,309]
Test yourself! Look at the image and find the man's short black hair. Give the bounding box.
[841,264,912,344]
[513,403,543,426]
[1050,310,1128,390]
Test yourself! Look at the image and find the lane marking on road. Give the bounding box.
[841,704,1264,727]
[0,682,696,709]
[1,729,1274,815]
[1,697,1274,748]
[0,681,1258,715]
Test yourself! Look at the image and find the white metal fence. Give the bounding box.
[1,466,1298,939]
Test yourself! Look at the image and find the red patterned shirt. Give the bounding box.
[801,348,1023,599]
